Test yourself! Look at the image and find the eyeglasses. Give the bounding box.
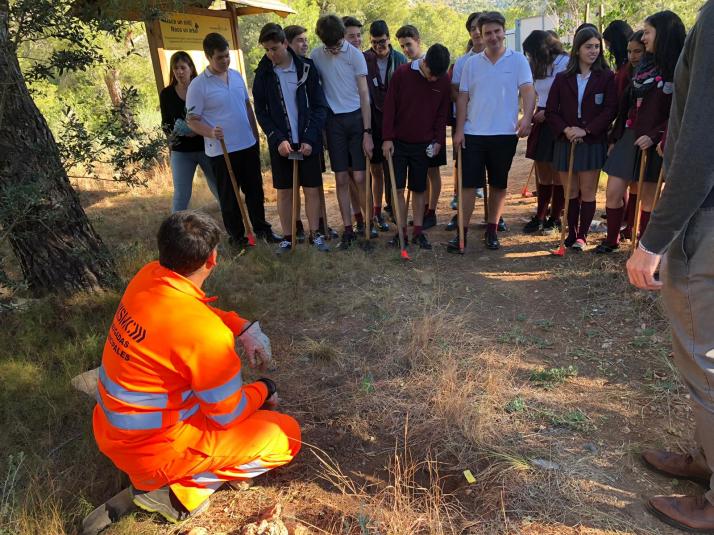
[324,39,344,53]
[371,38,388,46]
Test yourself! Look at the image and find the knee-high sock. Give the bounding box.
[605,206,625,245]
[625,194,637,231]
[639,210,651,237]
[550,185,565,220]
[536,184,553,220]
[567,198,580,240]
[578,201,596,240]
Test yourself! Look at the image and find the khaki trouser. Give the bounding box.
[661,206,714,503]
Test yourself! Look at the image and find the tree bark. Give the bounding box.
[104,67,123,106]
[0,3,120,295]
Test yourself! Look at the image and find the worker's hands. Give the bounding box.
[634,135,654,150]
[431,142,442,157]
[212,126,224,140]
[626,247,663,291]
[452,131,465,150]
[278,140,292,158]
[238,321,272,369]
[564,127,586,142]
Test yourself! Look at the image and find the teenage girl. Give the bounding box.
[523,30,569,234]
[545,27,618,251]
[597,11,686,253]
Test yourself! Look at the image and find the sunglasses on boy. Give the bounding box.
[371,38,388,47]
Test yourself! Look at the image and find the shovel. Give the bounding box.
[289,151,304,252]
[220,139,256,246]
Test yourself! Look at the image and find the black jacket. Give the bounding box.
[252,48,328,153]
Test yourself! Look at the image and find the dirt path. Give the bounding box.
[84,140,694,535]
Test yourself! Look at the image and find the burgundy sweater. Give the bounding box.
[381,62,450,146]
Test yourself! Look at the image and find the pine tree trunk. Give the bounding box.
[0,4,120,295]
[104,67,123,107]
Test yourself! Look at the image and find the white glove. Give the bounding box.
[238,321,272,369]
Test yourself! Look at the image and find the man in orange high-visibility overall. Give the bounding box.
[93,211,301,523]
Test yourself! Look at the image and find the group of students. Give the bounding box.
[159,8,687,255]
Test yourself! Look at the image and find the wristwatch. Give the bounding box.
[363,128,372,135]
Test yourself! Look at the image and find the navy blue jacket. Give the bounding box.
[252,48,328,153]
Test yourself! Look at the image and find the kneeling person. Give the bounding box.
[382,44,451,249]
[254,23,330,253]
[93,211,301,522]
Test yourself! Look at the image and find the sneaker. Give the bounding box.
[564,234,577,248]
[523,216,543,234]
[450,196,458,210]
[387,232,402,247]
[620,227,633,241]
[594,242,618,254]
[572,238,586,251]
[327,227,339,239]
[256,230,283,244]
[312,233,330,252]
[336,232,356,250]
[276,240,292,254]
[542,217,560,235]
[475,188,485,199]
[354,220,365,234]
[423,212,437,229]
[295,221,306,243]
[132,486,209,524]
[446,234,466,254]
[445,214,458,232]
[412,233,432,250]
[498,217,508,232]
[373,214,389,232]
[485,230,500,250]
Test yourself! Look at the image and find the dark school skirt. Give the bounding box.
[526,109,556,163]
[603,128,663,183]
[552,140,607,173]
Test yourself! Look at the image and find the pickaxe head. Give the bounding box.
[551,246,565,256]
[288,151,304,161]
[400,249,411,260]
[247,234,257,246]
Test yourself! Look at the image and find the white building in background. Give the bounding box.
[507,13,560,52]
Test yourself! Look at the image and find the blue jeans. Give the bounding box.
[170,150,219,212]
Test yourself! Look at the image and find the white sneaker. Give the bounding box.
[276,240,292,254]
[312,234,329,252]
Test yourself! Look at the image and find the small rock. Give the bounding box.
[622,426,631,434]
[531,458,559,470]
[583,442,598,453]
[188,529,209,535]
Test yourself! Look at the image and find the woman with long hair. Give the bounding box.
[159,51,219,212]
[597,11,686,253]
[523,30,569,234]
[545,27,618,251]
[603,19,633,97]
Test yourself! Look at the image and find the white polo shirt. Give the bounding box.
[186,67,256,157]
[310,40,367,114]
[451,50,477,87]
[459,48,533,136]
[274,59,299,144]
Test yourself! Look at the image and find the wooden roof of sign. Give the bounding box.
[74,0,294,22]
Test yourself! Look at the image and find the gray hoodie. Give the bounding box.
[641,0,714,254]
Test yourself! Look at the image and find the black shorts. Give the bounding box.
[393,140,429,193]
[269,149,323,189]
[462,135,518,189]
[325,109,366,173]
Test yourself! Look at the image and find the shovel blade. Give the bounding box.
[551,246,565,256]
[400,249,411,260]
[247,234,256,246]
[288,151,304,160]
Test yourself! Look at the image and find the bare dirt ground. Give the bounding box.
[74,139,697,535]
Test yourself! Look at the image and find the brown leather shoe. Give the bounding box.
[648,495,714,533]
[642,449,712,484]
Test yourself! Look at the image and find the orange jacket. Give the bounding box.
[93,261,269,476]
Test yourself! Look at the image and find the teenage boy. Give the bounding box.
[382,44,451,250]
[364,20,407,234]
[253,23,330,254]
[393,24,444,230]
[186,33,281,246]
[284,25,308,57]
[446,12,486,232]
[450,12,535,253]
[340,16,369,235]
[310,15,373,249]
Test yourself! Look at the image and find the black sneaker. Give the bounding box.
[542,217,560,235]
[423,212,437,229]
[132,486,209,524]
[373,214,389,232]
[595,242,618,254]
[564,234,577,248]
[446,234,466,254]
[387,232,402,247]
[445,214,458,232]
[523,216,543,234]
[295,220,306,243]
[256,230,283,243]
[412,233,432,250]
[485,230,500,250]
[336,231,356,250]
[498,217,508,232]
[354,220,365,234]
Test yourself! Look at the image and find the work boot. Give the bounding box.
[648,495,714,532]
[642,449,712,484]
[132,486,210,524]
